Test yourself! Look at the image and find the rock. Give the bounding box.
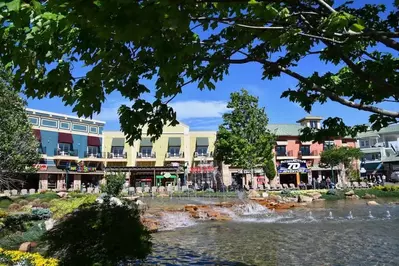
[268,194,282,202]
[367,200,380,206]
[344,190,355,196]
[44,218,55,231]
[56,192,68,198]
[262,192,268,198]
[19,242,32,252]
[206,210,220,218]
[346,195,359,200]
[141,218,159,232]
[313,198,326,202]
[248,190,260,199]
[307,192,322,200]
[298,195,313,203]
[362,193,376,199]
[184,204,198,212]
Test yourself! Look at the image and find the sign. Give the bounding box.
[69,162,96,173]
[278,159,308,174]
[34,164,48,171]
[190,166,215,173]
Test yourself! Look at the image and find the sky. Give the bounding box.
[26,0,398,132]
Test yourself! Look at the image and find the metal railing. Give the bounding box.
[84,151,103,158]
[107,152,127,159]
[54,149,78,156]
[194,151,213,158]
[137,152,156,158]
[166,152,184,158]
[276,150,293,157]
[38,147,46,154]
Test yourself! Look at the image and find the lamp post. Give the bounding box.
[65,162,70,190]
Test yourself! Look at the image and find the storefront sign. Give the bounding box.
[69,165,96,173]
[190,166,215,173]
[34,164,48,171]
[278,159,308,174]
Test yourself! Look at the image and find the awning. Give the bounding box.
[33,129,41,141]
[111,138,125,147]
[58,132,73,144]
[156,175,164,179]
[88,136,101,146]
[196,137,209,146]
[140,138,152,146]
[168,137,181,146]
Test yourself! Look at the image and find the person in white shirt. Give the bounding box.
[382,174,386,186]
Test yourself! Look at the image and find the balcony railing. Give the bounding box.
[107,152,127,159]
[84,151,103,158]
[38,147,46,155]
[299,150,319,156]
[194,151,213,158]
[137,152,156,158]
[54,149,78,156]
[276,150,293,157]
[166,152,184,158]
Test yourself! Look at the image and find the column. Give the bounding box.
[295,172,300,187]
[57,174,64,190]
[74,174,81,190]
[221,163,232,186]
[39,173,48,190]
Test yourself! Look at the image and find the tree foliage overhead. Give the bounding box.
[0,68,40,187]
[1,0,399,142]
[320,146,362,168]
[215,89,275,175]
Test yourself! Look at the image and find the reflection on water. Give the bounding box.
[138,199,399,265]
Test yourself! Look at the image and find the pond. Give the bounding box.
[139,198,399,265]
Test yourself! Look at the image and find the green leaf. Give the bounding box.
[5,0,20,11]
[350,23,365,32]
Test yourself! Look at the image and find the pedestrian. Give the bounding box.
[326,177,331,189]
[382,174,386,186]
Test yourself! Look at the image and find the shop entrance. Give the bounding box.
[279,174,297,185]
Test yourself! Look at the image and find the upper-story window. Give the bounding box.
[300,145,311,156]
[169,147,180,156]
[41,118,58,128]
[111,146,124,155]
[140,147,153,156]
[196,137,209,156]
[87,146,99,155]
[60,122,71,130]
[196,146,208,156]
[59,143,71,152]
[323,141,335,150]
[309,120,318,128]
[275,145,286,156]
[29,117,39,126]
[72,124,88,132]
[90,126,98,134]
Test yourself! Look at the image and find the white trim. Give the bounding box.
[41,118,58,128]
[89,126,98,134]
[26,108,106,124]
[28,116,40,126]
[72,123,88,132]
[276,141,288,145]
[31,125,102,137]
[59,121,71,130]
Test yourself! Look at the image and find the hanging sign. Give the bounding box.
[34,164,48,171]
[278,159,308,174]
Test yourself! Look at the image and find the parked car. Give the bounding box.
[389,172,399,183]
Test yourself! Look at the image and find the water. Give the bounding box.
[140,199,399,265]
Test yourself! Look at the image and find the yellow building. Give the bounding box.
[102,123,217,187]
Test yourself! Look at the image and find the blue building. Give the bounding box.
[27,108,106,190]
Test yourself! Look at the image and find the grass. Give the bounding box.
[20,192,59,202]
[0,197,13,209]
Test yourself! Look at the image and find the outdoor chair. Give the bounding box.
[173,186,179,192]
[29,189,36,194]
[282,183,289,189]
[289,183,297,190]
[144,187,150,193]
[81,188,87,193]
[181,185,189,192]
[264,184,271,190]
[360,182,368,188]
[158,186,165,193]
[270,184,277,190]
[276,184,283,190]
[151,187,157,193]
[136,187,143,194]
[11,189,18,196]
[94,187,100,194]
[87,187,94,193]
[352,182,360,189]
[21,189,28,195]
[128,187,135,195]
[67,188,74,192]
[3,190,10,196]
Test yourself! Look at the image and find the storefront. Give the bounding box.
[278,159,308,186]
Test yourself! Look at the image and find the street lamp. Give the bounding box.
[65,162,70,190]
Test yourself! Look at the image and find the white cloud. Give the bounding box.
[170,100,228,119]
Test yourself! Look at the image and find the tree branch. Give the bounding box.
[316,0,337,13]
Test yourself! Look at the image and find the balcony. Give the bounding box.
[165,152,185,161]
[53,149,79,160]
[106,152,128,162]
[300,150,320,159]
[276,150,295,159]
[194,151,214,161]
[81,151,105,162]
[136,152,156,161]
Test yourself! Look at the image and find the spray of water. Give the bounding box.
[368,211,374,219]
[386,210,391,219]
[328,211,333,219]
[347,211,354,220]
[158,212,196,231]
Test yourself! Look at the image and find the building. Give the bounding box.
[221,116,357,188]
[356,124,399,178]
[27,108,106,190]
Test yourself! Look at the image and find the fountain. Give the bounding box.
[347,211,354,219]
[328,211,333,219]
[308,211,313,219]
[386,210,391,218]
[368,211,374,219]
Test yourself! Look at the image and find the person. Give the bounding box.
[377,175,382,185]
[317,176,322,189]
[382,174,386,186]
[299,181,306,190]
[326,177,331,189]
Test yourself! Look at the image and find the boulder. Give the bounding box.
[307,192,322,200]
[19,242,32,252]
[344,190,355,196]
[56,192,68,198]
[367,200,380,206]
[141,218,159,233]
[248,190,260,199]
[297,195,313,203]
[184,204,198,212]
[262,192,269,198]
[362,194,376,199]
[44,218,55,231]
[268,194,282,202]
[346,195,359,200]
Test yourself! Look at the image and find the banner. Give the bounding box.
[278,159,308,174]
[33,164,48,171]
[190,166,215,173]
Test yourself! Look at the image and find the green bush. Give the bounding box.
[18,199,29,206]
[101,174,125,196]
[0,197,13,209]
[32,208,52,220]
[8,203,21,212]
[22,192,59,202]
[0,221,45,250]
[2,213,34,233]
[49,195,97,219]
[42,201,152,265]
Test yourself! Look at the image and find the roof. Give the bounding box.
[26,108,106,125]
[296,116,323,123]
[356,124,399,139]
[267,124,304,136]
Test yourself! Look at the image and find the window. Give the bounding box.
[60,122,71,130]
[90,126,98,134]
[58,143,71,152]
[72,124,87,132]
[323,141,335,150]
[363,152,381,161]
[300,145,311,156]
[309,120,318,128]
[111,146,124,155]
[41,119,58,128]
[169,147,180,156]
[275,145,286,156]
[196,146,208,156]
[87,146,98,155]
[99,127,104,134]
[140,147,152,156]
[29,117,39,125]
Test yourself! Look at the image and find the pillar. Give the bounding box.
[296,172,300,186]
[221,163,232,186]
[57,174,64,190]
[74,174,81,190]
[39,173,48,190]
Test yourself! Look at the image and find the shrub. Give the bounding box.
[2,213,34,233]
[24,192,59,202]
[0,221,46,250]
[42,201,152,266]
[32,208,52,220]
[49,195,97,220]
[0,210,7,219]
[102,173,125,196]
[0,247,58,266]
[0,197,13,209]
[18,199,29,206]
[8,203,21,211]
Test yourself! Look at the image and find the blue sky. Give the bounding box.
[27,0,397,131]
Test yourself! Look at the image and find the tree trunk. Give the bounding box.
[250,167,255,190]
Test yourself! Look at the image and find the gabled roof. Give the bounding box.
[267,124,304,136]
